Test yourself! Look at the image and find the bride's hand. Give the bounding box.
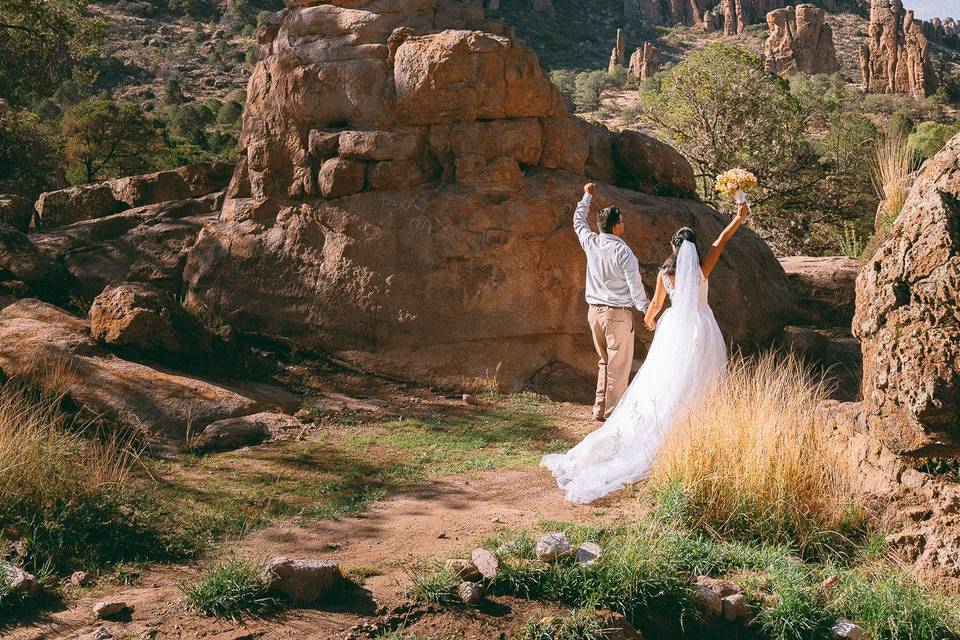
[644,316,656,331]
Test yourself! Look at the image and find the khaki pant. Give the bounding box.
[588,305,635,420]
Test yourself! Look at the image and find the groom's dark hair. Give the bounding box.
[598,206,622,233]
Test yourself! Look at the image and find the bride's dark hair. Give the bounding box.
[660,227,700,276]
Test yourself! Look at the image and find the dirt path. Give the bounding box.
[9,446,644,639]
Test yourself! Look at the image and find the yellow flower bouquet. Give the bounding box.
[715,168,757,205]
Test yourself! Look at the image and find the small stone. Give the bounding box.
[831,618,865,640]
[491,516,503,523]
[262,557,342,605]
[462,393,477,404]
[70,570,91,587]
[535,532,571,562]
[444,558,481,581]
[89,627,113,640]
[437,531,448,539]
[93,600,129,619]
[457,580,484,605]
[696,575,742,598]
[695,585,722,617]
[575,541,602,565]
[820,575,839,590]
[722,593,749,621]
[1,561,39,597]
[471,548,500,579]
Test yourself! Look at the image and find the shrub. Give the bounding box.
[573,70,611,112]
[908,120,960,161]
[870,129,914,229]
[217,100,244,125]
[183,558,282,619]
[650,352,864,558]
[408,563,460,607]
[520,610,620,640]
[0,375,198,576]
[0,108,59,191]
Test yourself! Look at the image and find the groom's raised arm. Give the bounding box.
[620,249,650,312]
[573,184,595,249]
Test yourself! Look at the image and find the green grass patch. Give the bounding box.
[420,516,960,640]
[520,610,625,640]
[182,558,284,620]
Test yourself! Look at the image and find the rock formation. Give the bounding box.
[764,5,840,76]
[722,0,785,35]
[861,0,937,98]
[608,28,626,73]
[922,16,960,43]
[628,42,660,81]
[182,0,793,394]
[853,132,960,456]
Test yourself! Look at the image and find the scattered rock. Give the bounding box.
[89,282,211,355]
[87,627,113,640]
[262,557,343,605]
[628,42,660,81]
[70,570,91,587]
[0,223,68,300]
[444,558,481,582]
[462,393,476,405]
[722,593,749,621]
[437,531,448,539]
[695,584,723,617]
[1,561,39,597]
[695,575,742,598]
[191,411,290,452]
[470,548,500,579]
[831,618,865,640]
[93,600,129,619]
[575,541,602,565]
[535,532,571,562]
[456,580,484,605]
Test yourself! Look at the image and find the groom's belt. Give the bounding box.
[589,303,633,311]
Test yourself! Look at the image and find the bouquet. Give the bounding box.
[715,168,757,205]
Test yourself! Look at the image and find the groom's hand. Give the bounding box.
[584,183,596,196]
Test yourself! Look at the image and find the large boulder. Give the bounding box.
[860,0,937,98]
[853,133,960,455]
[0,193,33,231]
[0,223,68,300]
[89,282,212,355]
[779,256,857,326]
[184,0,792,394]
[31,193,221,302]
[34,162,231,229]
[0,298,295,442]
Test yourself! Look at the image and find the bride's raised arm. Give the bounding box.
[701,201,749,278]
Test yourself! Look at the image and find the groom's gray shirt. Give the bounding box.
[573,193,649,311]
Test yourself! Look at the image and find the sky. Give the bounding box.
[908,0,958,20]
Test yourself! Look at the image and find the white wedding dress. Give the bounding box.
[542,241,727,504]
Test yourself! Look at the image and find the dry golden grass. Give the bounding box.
[871,130,913,230]
[651,352,862,555]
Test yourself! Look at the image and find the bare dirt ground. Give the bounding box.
[7,370,647,640]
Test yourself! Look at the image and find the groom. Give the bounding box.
[574,183,649,422]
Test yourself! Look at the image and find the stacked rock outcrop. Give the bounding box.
[764,5,840,76]
[624,0,784,33]
[608,28,626,72]
[860,0,937,98]
[628,42,660,81]
[182,0,792,394]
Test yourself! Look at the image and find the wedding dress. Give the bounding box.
[541,240,727,504]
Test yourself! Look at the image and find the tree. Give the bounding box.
[0,0,103,106]
[573,70,612,112]
[61,99,160,183]
[0,108,58,191]
[640,44,835,252]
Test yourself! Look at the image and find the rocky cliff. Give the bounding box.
[181,0,793,394]
[860,0,937,98]
[764,4,840,75]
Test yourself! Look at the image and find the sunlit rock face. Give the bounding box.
[860,0,937,98]
[764,4,840,76]
[183,0,792,394]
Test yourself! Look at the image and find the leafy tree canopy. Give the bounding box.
[61,99,161,183]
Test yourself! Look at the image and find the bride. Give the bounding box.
[542,198,750,504]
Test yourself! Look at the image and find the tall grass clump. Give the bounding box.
[870,129,914,235]
[183,558,283,620]
[0,374,196,577]
[651,352,865,558]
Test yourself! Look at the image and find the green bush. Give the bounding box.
[520,610,620,640]
[183,558,283,619]
[908,120,960,160]
[573,70,611,112]
[217,100,244,125]
[0,108,59,191]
